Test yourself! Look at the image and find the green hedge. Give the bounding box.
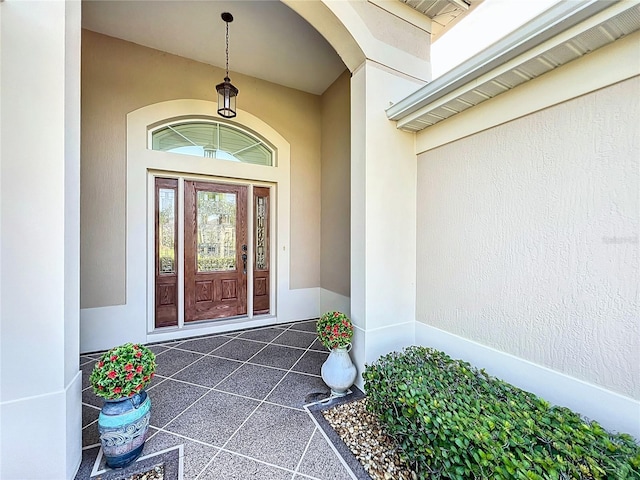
[363,347,640,479]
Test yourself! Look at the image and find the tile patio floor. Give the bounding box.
[79,319,357,479]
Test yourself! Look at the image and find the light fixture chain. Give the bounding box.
[225,20,229,78]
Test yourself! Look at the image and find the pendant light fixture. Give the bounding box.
[216,12,238,118]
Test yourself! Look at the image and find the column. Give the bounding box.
[0,1,82,478]
[350,60,421,388]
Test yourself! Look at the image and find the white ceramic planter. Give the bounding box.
[321,344,357,396]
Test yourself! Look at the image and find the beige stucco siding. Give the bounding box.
[320,71,351,297]
[416,77,639,400]
[81,30,324,308]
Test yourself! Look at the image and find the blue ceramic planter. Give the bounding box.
[98,391,151,469]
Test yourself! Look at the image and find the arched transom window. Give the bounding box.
[150,120,274,166]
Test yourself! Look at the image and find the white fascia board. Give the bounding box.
[386,0,612,121]
[414,31,640,154]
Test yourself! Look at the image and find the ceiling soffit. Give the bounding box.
[82,0,347,95]
[399,0,483,39]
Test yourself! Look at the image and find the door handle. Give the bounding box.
[242,245,247,274]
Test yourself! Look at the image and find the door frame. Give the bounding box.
[148,173,276,330]
[125,100,295,344]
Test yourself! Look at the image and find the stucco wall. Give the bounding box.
[81,30,323,308]
[416,77,639,400]
[350,0,429,61]
[321,71,351,297]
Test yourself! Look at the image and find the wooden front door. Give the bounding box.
[184,181,248,322]
[154,178,271,328]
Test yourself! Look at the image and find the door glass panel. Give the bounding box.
[158,188,176,274]
[197,191,237,272]
[255,196,267,270]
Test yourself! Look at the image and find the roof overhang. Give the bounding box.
[398,0,483,39]
[387,0,640,132]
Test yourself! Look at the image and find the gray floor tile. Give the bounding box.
[298,428,353,479]
[272,330,317,349]
[141,430,219,480]
[75,446,100,480]
[292,350,328,376]
[147,379,208,428]
[80,355,96,366]
[77,320,354,480]
[82,386,102,408]
[82,404,100,428]
[250,344,306,370]
[82,419,100,447]
[172,355,243,388]
[164,390,259,446]
[309,338,328,352]
[211,338,267,361]
[177,335,231,354]
[200,450,292,479]
[288,320,318,333]
[238,327,285,343]
[266,372,330,410]
[145,373,167,390]
[143,426,160,444]
[216,363,287,400]
[155,348,204,377]
[148,344,168,355]
[226,403,316,470]
[80,362,94,390]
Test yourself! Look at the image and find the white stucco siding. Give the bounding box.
[416,77,639,400]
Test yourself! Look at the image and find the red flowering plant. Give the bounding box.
[89,343,156,400]
[316,311,354,350]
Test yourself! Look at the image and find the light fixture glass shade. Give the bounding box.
[216,77,238,118]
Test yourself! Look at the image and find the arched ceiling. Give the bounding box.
[82,0,348,95]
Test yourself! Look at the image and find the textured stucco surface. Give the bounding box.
[416,77,639,399]
[350,0,430,61]
[321,71,351,297]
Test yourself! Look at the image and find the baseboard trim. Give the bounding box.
[80,287,321,353]
[415,322,640,439]
[0,372,83,479]
[352,321,415,390]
